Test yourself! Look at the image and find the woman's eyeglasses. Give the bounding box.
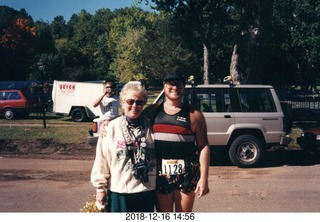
[125,99,146,106]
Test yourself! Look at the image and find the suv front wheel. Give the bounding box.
[229,135,264,168]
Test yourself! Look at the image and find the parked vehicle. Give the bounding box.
[155,83,291,168]
[0,80,53,114]
[51,80,106,122]
[87,81,292,168]
[297,127,320,154]
[0,89,33,119]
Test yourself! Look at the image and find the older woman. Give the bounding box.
[91,82,156,212]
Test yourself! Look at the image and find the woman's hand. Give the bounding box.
[194,178,210,198]
[99,120,109,137]
[95,191,107,210]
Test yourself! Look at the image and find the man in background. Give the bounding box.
[92,82,120,131]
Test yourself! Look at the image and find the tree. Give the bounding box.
[51,16,68,39]
[286,0,320,90]
[59,10,99,81]
[90,9,114,80]
[144,0,232,84]
[0,9,36,80]
[109,8,193,85]
[29,53,63,81]
[108,7,151,82]
[34,21,55,54]
[264,0,320,89]
[62,9,116,81]
[230,0,273,84]
[93,33,115,81]
[143,12,194,84]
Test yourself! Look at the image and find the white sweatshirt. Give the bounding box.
[90,115,156,194]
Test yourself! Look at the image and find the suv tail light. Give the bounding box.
[91,122,98,133]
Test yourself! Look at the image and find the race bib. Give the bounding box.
[161,159,185,175]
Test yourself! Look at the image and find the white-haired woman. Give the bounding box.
[91,82,156,212]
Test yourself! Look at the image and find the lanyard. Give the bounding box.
[120,115,147,164]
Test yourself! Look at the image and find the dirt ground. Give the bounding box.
[1,138,320,188]
[0,139,96,160]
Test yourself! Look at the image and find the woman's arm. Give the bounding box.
[190,108,210,198]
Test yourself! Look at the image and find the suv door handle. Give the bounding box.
[224,115,231,118]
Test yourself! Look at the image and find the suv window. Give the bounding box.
[184,88,231,113]
[237,88,276,112]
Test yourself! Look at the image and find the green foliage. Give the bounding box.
[29,53,63,81]
[1,1,320,89]
[34,21,55,53]
[111,28,147,82]
[269,0,320,88]
[145,0,242,83]
[51,16,68,39]
[0,7,36,80]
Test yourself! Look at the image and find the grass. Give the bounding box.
[0,113,92,144]
[288,127,304,150]
[0,125,90,144]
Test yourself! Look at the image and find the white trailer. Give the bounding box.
[52,80,105,122]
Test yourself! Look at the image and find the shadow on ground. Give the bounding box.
[263,149,320,167]
[210,149,320,167]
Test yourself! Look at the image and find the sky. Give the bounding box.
[0,0,152,22]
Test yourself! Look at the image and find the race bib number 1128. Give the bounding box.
[161,159,185,175]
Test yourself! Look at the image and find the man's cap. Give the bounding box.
[163,73,185,83]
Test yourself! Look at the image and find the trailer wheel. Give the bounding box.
[71,108,86,122]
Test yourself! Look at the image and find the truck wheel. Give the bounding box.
[4,108,15,120]
[71,108,86,122]
[229,135,264,168]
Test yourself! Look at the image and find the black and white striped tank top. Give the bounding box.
[152,103,197,159]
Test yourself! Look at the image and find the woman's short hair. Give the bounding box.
[120,81,148,106]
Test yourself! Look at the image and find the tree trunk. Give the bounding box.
[230,45,240,84]
[203,43,210,84]
[230,0,273,84]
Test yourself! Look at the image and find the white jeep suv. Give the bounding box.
[154,83,292,168]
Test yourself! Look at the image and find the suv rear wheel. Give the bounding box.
[229,135,264,168]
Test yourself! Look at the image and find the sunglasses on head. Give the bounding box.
[125,99,146,106]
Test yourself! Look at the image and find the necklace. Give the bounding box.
[121,115,147,163]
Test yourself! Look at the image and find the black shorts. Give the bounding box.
[156,158,200,194]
